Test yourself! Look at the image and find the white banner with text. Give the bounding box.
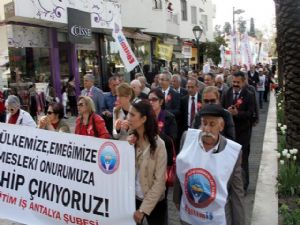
[0,123,135,225]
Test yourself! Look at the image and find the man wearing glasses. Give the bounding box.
[192,86,235,141]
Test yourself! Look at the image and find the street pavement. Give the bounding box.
[0,99,269,225]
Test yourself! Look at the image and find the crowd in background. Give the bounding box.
[0,62,276,225]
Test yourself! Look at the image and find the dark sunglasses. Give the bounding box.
[47,111,54,115]
[148,97,159,102]
[203,99,217,104]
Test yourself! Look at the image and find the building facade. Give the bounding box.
[0,0,215,106]
[0,0,121,106]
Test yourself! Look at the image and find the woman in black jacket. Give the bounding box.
[148,88,177,167]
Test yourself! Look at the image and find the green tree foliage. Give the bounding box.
[199,36,227,65]
[223,22,232,35]
[237,17,247,34]
[214,25,222,37]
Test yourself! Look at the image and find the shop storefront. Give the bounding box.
[0,0,121,104]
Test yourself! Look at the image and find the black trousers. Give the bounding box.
[236,128,252,191]
[136,198,167,225]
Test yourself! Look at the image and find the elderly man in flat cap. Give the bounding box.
[173,104,245,225]
[81,74,105,115]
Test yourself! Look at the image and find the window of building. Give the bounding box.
[191,6,197,25]
[7,47,51,110]
[181,0,187,21]
[153,0,162,9]
[134,40,151,69]
[201,14,208,31]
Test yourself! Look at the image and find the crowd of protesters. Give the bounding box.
[0,63,276,225]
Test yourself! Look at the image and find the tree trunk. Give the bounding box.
[275,0,300,151]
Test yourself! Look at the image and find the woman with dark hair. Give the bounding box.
[38,102,70,133]
[148,88,177,144]
[149,88,177,188]
[127,99,167,225]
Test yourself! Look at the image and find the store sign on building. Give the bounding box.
[68,8,92,44]
[182,46,192,59]
[156,44,173,61]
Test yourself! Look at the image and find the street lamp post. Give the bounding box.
[232,7,245,65]
[193,25,203,70]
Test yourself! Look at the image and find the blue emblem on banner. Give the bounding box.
[98,142,120,174]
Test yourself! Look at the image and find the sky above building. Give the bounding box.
[212,0,276,34]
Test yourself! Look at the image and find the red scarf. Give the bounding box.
[8,110,20,124]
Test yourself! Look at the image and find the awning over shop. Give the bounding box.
[123,30,152,42]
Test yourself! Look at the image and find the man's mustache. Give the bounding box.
[202,132,216,139]
[233,85,240,88]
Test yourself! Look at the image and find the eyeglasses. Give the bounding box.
[7,108,16,112]
[47,111,54,115]
[148,97,159,102]
[77,103,85,107]
[203,99,217,104]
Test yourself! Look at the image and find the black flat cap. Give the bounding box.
[198,104,224,118]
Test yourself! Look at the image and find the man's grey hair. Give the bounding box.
[134,72,143,79]
[130,79,142,87]
[5,95,21,108]
[215,74,224,82]
[172,74,181,83]
[138,76,147,85]
[160,71,172,80]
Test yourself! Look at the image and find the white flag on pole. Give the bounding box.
[219,45,225,68]
[230,31,238,65]
[240,32,253,69]
[112,23,139,72]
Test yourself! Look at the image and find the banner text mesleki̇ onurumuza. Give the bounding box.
[0,123,135,225]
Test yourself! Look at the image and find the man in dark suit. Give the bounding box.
[171,74,188,97]
[215,74,229,101]
[159,71,181,118]
[180,78,202,135]
[81,74,105,115]
[247,65,259,88]
[193,86,235,141]
[221,71,255,191]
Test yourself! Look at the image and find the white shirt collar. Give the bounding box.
[162,86,170,96]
